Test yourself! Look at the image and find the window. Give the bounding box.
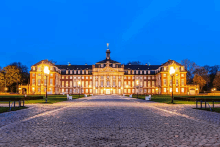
[144,89,146,93]
[113,76,115,79]
[113,64,115,67]
[181,67,184,71]
[140,71,142,74]
[32,73,35,77]
[132,76,134,79]
[164,88,166,93]
[62,76,64,79]
[136,77,138,79]
[66,76,68,79]
[181,79,184,86]
[124,76,127,79]
[144,76,146,79]
[70,76,72,79]
[181,74,184,77]
[124,81,127,85]
[70,70,73,74]
[33,66,35,70]
[70,89,72,93]
[74,70,76,74]
[128,81,131,86]
[170,88,172,92]
[176,79,178,85]
[38,66,41,71]
[66,81,69,87]
[32,79,35,85]
[82,76,84,79]
[50,79,53,86]
[78,77,80,79]
[152,81,155,87]
[82,82,84,87]
[74,76,76,79]
[90,76,92,79]
[176,88,178,92]
[148,71,150,74]
[128,76,130,79]
[132,89,134,93]
[101,81,103,86]
[66,70,68,74]
[132,70,134,74]
[140,77,142,79]
[66,89,68,92]
[119,81,121,87]
[148,76,151,79]
[85,81,88,87]
[176,74,178,77]
[86,76,88,79]
[152,76,155,79]
[163,74,166,77]
[89,81,92,86]
[50,73,53,77]
[38,88,40,92]
[86,70,88,74]
[144,81,146,87]
[62,81,64,87]
[152,89,155,93]
[78,70,80,74]
[148,81,151,87]
[74,81,76,87]
[86,89,88,93]
[164,67,167,71]
[101,76,104,79]
[128,70,131,74]
[144,70,146,74]
[95,81,98,87]
[113,81,116,87]
[101,64,104,67]
[70,81,72,87]
[181,88,184,93]
[62,89,64,92]
[38,79,41,86]
[128,89,131,93]
[82,70,84,74]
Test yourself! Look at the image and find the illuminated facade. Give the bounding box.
[19,48,199,95]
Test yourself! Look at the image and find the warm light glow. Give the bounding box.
[78,81,81,85]
[169,66,175,75]
[44,66,50,74]
[104,88,106,90]
[111,88,112,90]
[136,80,139,85]
[121,87,123,89]
[125,85,128,88]
[32,87,35,90]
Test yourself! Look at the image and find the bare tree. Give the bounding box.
[181,59,198,84]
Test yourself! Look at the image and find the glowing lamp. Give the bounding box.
[169,66,175,75]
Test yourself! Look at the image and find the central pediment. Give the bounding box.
[100,66,118,72]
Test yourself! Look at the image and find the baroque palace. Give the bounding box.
[19,47,199,95]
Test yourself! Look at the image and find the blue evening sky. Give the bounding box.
[0,0,220,69]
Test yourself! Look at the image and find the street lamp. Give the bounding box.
[44,66,50,103]
[169,66,175,103]
[136,80,139,98]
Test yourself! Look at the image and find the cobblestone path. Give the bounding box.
[0,95,220,147]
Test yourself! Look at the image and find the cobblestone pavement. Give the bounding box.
[0,95,220,147]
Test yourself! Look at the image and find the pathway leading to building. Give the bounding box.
[0,95,220,146]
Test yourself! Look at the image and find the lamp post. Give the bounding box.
[44,66,50,103]
[78,81,81,98]
[169,66,175,103]
[136,80,139,98]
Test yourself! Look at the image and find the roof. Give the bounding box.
[96,58,120,64]
[55,65,92,70]
[33,60,55,66]
[161,60,182,66]
[124,65,161,70]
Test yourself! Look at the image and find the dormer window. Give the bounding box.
[113,64,115,67]
[33,66,35,70]
[101,64,104,67]
[66,70,68,74]
[164,67,167,71]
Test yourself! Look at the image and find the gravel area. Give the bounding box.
[0,95,219,146]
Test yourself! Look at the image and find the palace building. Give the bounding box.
[19,47,199,95]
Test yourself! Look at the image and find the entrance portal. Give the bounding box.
[106,89,110,94]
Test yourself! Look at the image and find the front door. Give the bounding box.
[106,89,110,94]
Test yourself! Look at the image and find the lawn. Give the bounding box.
[0,106,28,114]
[193,107,220,113]
[0,94,87,104]
[127,94,220,104]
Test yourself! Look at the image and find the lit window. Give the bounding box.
[164,88,166,92]
[148,76,151,79]
[176,88,178,92]
[62,76,64,79]
[70,76,72,79]
[128,76,130,79]
[181,74,184,77]
[148,89,151,93]
[170,88,172,92]
[152,89,155,93]
[32,73,35,77]
[163,74,166,77]
[90,76,92,79]
[66,76,68,79]
[181,79,184,86]
[66,70,68,74]
[181,88,184,93]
